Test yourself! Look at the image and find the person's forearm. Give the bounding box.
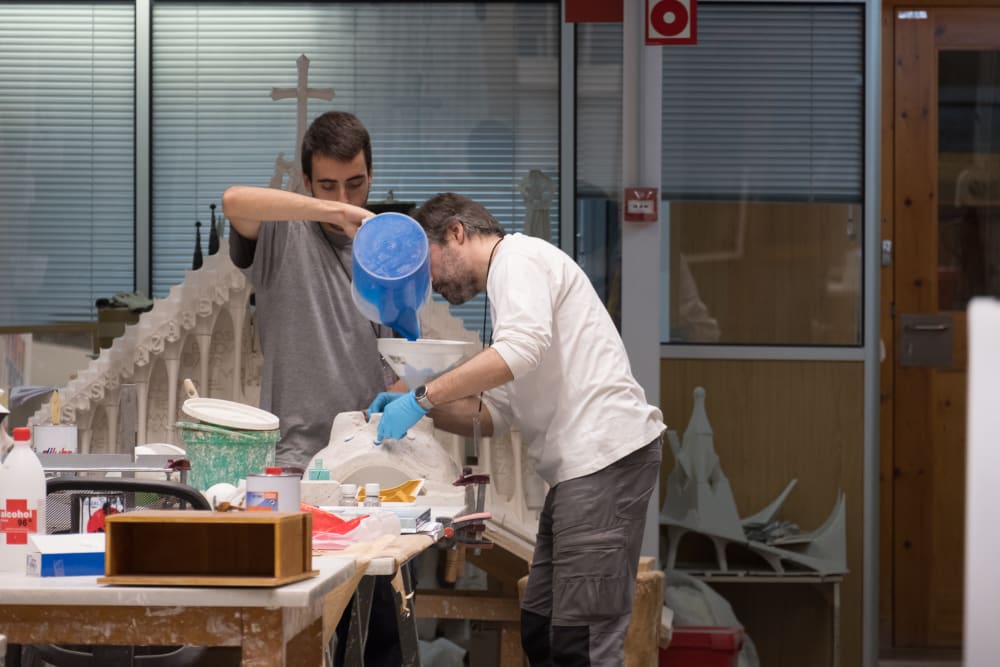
[221,186,369,239]
[427,396,494,437]
[424,347,513,408]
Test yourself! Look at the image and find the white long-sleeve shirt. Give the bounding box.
[482,233,665,486]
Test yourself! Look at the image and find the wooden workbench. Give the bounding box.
[0,555,356,666]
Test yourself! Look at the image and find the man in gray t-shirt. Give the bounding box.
[223,111,400,468]
[223,112,405,667]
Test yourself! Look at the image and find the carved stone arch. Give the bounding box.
[239,300,262,407]
[89,404,111,454]
[521,435,547,511]
[208,307,236,400]
[177,330,201,423]
[489,432,516,501]
[145,358,171,444]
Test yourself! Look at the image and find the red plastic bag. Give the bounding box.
[301,503,367,534]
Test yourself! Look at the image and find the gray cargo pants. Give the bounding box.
[520,436,662,666]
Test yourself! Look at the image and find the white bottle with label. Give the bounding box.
[0,427,47,573]
[363,482,382,508]
[339,483,358,507]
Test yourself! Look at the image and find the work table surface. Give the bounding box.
[0,555,356,607]
[0,534,435,605]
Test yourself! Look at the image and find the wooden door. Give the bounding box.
[892,6,1000,648]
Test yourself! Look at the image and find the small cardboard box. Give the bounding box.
[26,533,106,577]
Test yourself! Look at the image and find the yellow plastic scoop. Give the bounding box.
[357,479,426,504]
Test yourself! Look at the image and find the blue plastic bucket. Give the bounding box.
[351,212,430,341]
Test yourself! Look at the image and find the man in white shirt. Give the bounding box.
[369,192,664,667]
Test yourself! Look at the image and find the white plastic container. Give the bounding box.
[245,467,301,513]
[375,338,475,389]
[32,424,78,454]
[363,482,382,508]
[0,427,47,573]
[339,484,359,507]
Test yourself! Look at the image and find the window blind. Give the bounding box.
[151,1,560,335]
[571,3,864,204]
[575,23,624,314]
[575,23,623,199]
[662,3,865,202]
[0,3,135,327]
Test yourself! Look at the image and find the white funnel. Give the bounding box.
[377,338,477,389]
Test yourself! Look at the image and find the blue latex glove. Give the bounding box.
[376,392,429,441]
[367,391,407,416]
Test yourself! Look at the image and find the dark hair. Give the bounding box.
[412,193,505,244]
[301,111,372,182]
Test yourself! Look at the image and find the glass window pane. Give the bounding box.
[662,3,865,345]
[938,50,1000,310]
[575,23,624,327]
[151,2,560,332]
[668,201,862,344]
[0,3,135,327]
[572,6,865,346]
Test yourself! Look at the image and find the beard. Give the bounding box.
[434,278,479,305]
[433,247,480,305]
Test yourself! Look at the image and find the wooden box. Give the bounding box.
[99,510,317,587]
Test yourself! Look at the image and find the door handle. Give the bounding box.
[903,323,950,332]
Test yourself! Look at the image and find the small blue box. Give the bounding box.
[26,533,106,577]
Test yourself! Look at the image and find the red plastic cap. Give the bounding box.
[12,427,31,441]
[264,466,283,475]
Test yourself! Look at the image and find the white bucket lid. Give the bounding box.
[181,397,279,431]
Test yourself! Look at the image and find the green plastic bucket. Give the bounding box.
[175,421,279,490]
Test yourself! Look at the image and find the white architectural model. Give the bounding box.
[660,386,847,576]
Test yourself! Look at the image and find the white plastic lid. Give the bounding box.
[181,397,279,431]
[340,483,358,494]
[364,482,381,495]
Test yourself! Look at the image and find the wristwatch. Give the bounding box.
[413,384,434,411]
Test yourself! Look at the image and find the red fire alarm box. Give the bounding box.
[624,187,659,222]
[646,0,698,45]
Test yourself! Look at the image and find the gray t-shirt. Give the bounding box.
[230,220,393,468]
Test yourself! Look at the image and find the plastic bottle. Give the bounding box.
[363,482,382,508]
[339,483,358,507]
[308,458,331,481]
[0,427,47,573]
